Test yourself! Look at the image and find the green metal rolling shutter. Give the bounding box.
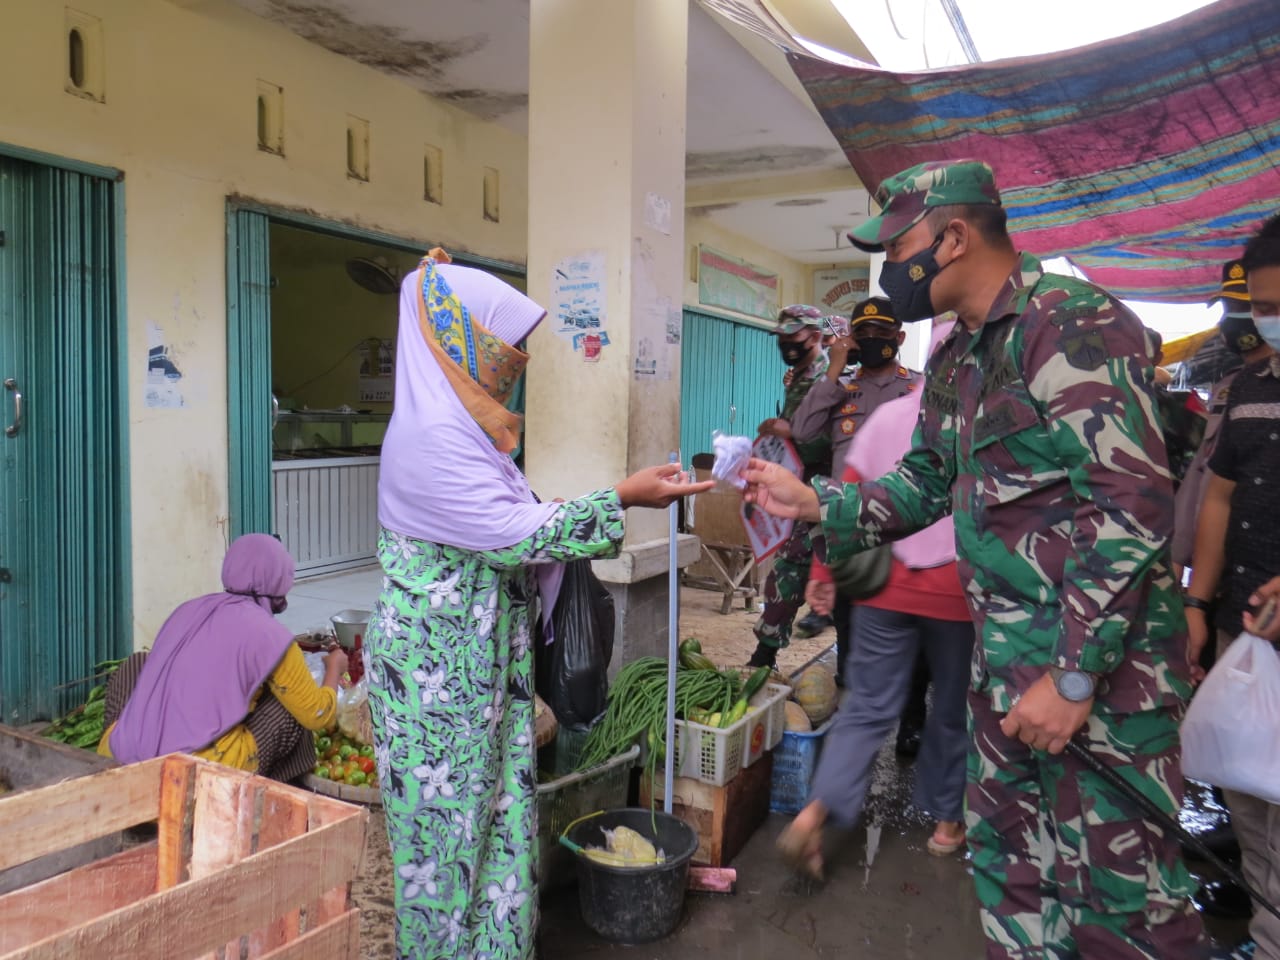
[679,309,784,460]
[227,208,274,537]
[0,158,130,721]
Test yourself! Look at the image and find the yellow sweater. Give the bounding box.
[99,643,336,772]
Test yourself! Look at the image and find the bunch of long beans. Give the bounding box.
[576,656,741,777]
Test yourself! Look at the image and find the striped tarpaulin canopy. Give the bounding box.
[789,0,1280,303]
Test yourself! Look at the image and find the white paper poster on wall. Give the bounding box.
[813,265,871,318]
[144,321,186,409]
[552,251,607,346]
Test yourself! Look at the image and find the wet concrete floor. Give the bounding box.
[536,747,1251,960]
[353,670,1251,958]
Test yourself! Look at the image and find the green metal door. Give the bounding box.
[227,208,273,538]
[0,155,130,723]
[680,309,783,459]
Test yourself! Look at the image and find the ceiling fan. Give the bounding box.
[345,256,400,295]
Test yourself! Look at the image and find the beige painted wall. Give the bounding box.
[684,213,810,325]
[0,0,530,645]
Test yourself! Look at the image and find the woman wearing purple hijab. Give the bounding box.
[98,533,348,781]
[366,250,710,960]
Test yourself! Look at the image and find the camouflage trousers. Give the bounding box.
[753,521,812,650]
[966,691,1205,959]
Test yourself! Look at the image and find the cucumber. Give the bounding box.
[741,665,772,703]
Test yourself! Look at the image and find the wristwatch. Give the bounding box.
[1049,666,1098,702]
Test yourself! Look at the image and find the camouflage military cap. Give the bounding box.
[1209,259,1250,305]
[848,159,1002,253]
[849,297,900,331]
[775,303,824,335]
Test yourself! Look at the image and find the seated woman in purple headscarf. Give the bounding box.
[98,533,348,782]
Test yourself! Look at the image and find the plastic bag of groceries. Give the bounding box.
[336,677,374,746]
[303,651,327,687]
[1181,631,1280,804]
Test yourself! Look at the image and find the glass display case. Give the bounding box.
[272,410,389,459]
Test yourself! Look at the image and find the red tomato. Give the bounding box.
[355,756,375,775]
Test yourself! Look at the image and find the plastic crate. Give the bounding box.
[536,744,639,891]
[769,714,836,814]
[672,682,790,787]
[537,724,592,778]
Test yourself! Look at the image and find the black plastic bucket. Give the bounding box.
[565,807,699,944]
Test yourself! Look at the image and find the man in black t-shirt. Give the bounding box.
[1186,212,1280,959]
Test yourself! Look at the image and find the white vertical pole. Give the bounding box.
[663,450,679,813]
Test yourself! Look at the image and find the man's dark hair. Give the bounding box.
[1242,212,1280,272]
[926,203,1011,247]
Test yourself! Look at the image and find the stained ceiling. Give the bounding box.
[225,0,869,264]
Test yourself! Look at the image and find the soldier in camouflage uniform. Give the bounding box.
[748,305,832,668]
[742,160,1203,957]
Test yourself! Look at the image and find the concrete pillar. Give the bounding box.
[525,0,697,669]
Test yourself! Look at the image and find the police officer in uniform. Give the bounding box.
[790,299,921,678]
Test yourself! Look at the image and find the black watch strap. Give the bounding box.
[1183,596,1212,612]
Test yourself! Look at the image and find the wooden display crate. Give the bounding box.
[640,750,774,866]
[0,754,368,960]
[0,724,119,895]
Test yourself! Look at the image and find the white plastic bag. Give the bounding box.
[302,651,328,687]
[1181,631,1280,804]
[710,431,752,491]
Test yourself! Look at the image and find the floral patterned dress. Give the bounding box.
[365,489,625,960]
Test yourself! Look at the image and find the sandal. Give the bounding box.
[777,820,825,881]
[926,824,966,857]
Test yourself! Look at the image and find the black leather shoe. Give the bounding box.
[793,612,833,639]
[1194,879,1254,919]
[747,643,778,668]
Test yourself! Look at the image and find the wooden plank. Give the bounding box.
[0,724,115,790]
[188,771,262,960]
[189,764,253,881]
[256,910,359,960]
[0,842,158,954]
[302,794,360,931]
[639,754,774,867]
[156,755,197,891]
[2,808,367,960]
[0,757,164,873]
[245,788,310,957]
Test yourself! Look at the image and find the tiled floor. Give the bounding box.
[279,564,384,637]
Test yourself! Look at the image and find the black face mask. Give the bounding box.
[857,337,898,369]
[879,231,948,324]
[778,341,811,367]
[1221,313,1263,355]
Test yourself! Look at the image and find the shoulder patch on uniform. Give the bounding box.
[1063,329,1108,371]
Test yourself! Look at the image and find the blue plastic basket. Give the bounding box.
[769,715,835,814]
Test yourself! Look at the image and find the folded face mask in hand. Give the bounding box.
[711,431,753,491]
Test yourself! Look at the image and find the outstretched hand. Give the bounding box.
[740,457,821,523]
[616,463,714,510]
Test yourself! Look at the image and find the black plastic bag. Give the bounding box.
[535,559,615,729]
